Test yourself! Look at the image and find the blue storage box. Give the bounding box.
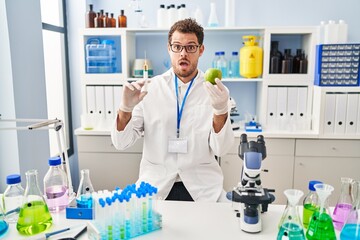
[85,39,119,73]
[314,44,360,86]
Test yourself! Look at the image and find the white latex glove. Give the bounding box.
[204,78,230,115]
[118,79,149,112]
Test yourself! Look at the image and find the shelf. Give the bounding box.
[223,78,263,82]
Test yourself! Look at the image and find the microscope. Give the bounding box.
[232,133,275,233]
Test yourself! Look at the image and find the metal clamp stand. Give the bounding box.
[0,118,74,197]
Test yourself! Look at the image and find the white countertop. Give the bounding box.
[1,201,342,240]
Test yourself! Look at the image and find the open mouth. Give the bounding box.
[179,60,189,69]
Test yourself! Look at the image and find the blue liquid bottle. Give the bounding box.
[340,180,360,240]
[229,51,240,78]
[0,204,9,237]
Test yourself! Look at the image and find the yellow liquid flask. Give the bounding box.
[277,189,306,240]
[16,169,52,236]
[306,183,336,240]
[240,35,263,78]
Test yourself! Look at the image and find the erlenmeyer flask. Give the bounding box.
[277,189,306,240]
[306,183,336,240]
[0,204,9,237]
[76,169,95,208]
[333,177,353,230]
[340,180,360,240]
[16,169,52,235]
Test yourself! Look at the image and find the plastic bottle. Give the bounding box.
[208,2,219,27]
[229,51,240,78]
[168,4,177,27]
[194,6,204,26]
[212,52,220,68]
[217,51,228,78]
[319,21,326,44]
[240,36,263,78]
[225,0,235,27]
[76,169,95,208]
[2,174,24,223]
[299,52,308,74]
[282,49,293,74]
[269,41,282,74]
[43,156,69,212]
[324,20,338,44]
[16,169,52,236]
[178,4,190,21]
[293,49,303,74]
[118,10,127,28]
[157,4,167,28]
[302,180,322,229]
[0,205,8,238]
[337,19,348,43]
[85,4,96,28]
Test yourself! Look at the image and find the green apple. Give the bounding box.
[204,68,222,85]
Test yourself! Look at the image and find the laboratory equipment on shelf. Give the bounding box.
[16,169,53,236]
[76,169,95,209]
[2,174,24,223]
[44,156,69,212]
[87,182,162,240]
[231,134,275,233]
[303,180,323,229]
[0,118,74,199]
[332,177,354,231]
[306,183,336,240]
[0,204,9,237]
[240,36,263,78]
[340,180,360,240]
[277,189,306,240]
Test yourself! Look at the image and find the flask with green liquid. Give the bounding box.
[306,183,336,240]
[303,180,322,229]
[16,169,53,236]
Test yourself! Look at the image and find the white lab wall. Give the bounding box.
[0,0,50,192]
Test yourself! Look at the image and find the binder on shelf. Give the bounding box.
[113,85,123,115]
[287,87,298,119]
[334,93,347,134]
[86,86,96,115]
[267,87,278,129]
[277,87,288,121]
[357,94,360,134]
[104,86,115,120]
[95,86,106,128]
[297,87,309,130]
[345,93,359,134]
[323,93,336,134]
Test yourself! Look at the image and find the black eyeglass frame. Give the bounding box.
[169,44,202,53]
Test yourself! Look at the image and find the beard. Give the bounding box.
[173,60,198,79]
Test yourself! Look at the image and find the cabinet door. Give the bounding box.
[294,156,360,206]
[221,154,294,205]
[78,152,141,191]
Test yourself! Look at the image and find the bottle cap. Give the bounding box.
[309,180,322,191]
[232,51,238,55]
[48,156,62,166]
[6,174,21,184]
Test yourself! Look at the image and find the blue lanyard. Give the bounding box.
[175,75,195,137]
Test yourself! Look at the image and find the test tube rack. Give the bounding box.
[87,182,162,240]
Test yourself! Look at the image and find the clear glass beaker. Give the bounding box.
[277,189,306,240]
[306,183,336,240]
[332,177,354,230]
[0,204,9,237]
[340,180,360,240]
[76,169,95,208]
[16,169,53,235]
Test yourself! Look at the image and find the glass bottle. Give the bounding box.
[306,183,336,240]
[277,189,306,240]
[2,174,24,223]
[269,41,282,74]
[217,51,228,78]
[340,180,360,240]
[85,4,96,28]
[43,156,69,212]
[118,9,127,28]
[229,51,240,78]
[110,13,116,28]
[0,204,9,237]
[16,169,52,236]
[76,169,95,208]
[282,49,294,74]
[303,180,323,229]
[299,52,307,74]
[104,12,109,27]
[332,177,354,230]
[212,52,220,68]
[293,49,302,73]
[208,2,219,27]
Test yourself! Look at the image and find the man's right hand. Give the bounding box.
[119,79,149,112]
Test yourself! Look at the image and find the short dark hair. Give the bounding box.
[168,18,204,45]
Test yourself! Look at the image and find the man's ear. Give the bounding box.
[199,44,205,57]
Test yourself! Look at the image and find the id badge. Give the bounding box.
[168,137,188,153]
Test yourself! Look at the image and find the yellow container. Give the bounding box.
[240,36,263,78]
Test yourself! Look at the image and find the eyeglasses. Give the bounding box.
[170,44,201,53]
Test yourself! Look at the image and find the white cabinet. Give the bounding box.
[294,139,360,206]
[76,133,143,190]
[220,137,295,204]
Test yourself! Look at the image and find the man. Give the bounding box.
[111,18,234,202]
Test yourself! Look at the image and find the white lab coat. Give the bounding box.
[111,69,235,202]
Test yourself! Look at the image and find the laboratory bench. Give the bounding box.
[2,201,341,240]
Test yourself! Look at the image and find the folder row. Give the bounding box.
[267,86,311,131]
[323,92,360,135]
[85,85,123,129]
